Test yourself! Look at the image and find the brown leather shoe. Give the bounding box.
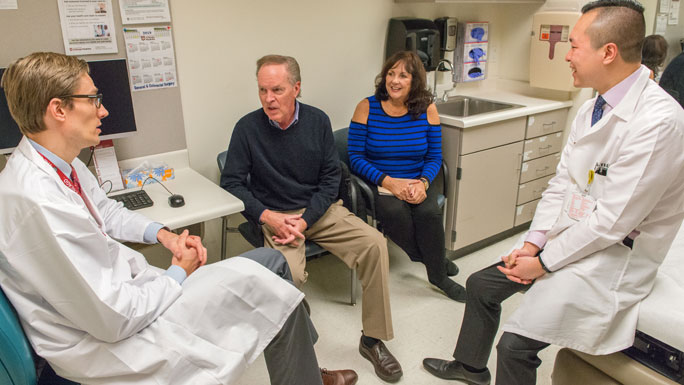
[358,337,403,382]
[321,368,358,385]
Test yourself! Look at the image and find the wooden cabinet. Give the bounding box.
[442,108,569,251]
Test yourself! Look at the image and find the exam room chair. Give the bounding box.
[333,127,449,232]
[217,150,359,305]
[0,285,78,385]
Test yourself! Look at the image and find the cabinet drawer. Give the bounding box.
[523,132,563,161]
[461,117,526,155]
[526,109,568,139]
[520,153,560,183]
[515,198,540,226]
[517,174,553,205]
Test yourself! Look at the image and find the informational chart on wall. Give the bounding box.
[123,26,178,91]
[57,0,118,55]
[0,0,17,10]
[118,0,171,24]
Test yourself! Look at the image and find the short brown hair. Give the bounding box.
[582,0,645,63]
[1,52,88,135]
[255,54,302,97]
[642,34,668,76]
[374,51,432,119]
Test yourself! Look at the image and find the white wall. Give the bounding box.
[170,0,548,181]
[169,0,554,257]
[167,0,572,257]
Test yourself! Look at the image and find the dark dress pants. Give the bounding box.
[238,248,323,385]
[374,184,447,283]
[453,262,549,385]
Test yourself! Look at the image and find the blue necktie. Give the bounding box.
[591,96,606,126]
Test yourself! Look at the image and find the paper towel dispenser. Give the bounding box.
[386,18,441,71]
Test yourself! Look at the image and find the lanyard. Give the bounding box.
[38,153,84,199]
[37,152,107,236]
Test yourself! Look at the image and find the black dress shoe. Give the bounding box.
[433,278,467,302]
[359,337,403,382]
[423,358,491,385]
[445,259,460,276]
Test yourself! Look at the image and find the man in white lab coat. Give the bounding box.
[423,1,684,384]
[0,52,357,385]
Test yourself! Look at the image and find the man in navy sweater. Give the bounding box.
[220,55,403,383]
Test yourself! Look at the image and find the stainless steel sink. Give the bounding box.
[436,96,521,117]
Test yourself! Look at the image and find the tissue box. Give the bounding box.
[122,163,175,189]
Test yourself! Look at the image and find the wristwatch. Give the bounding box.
[420,177,429,191]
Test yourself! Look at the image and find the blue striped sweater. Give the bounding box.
[348,95,442,185]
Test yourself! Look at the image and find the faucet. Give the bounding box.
[432,59,453,103]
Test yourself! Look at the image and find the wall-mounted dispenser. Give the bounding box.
[529,11,580,91]
[452,22,488,83]
[434,17,458,52]
[386,17,441,71]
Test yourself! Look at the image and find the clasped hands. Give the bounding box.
[497,242,546,285]
[158,229,207,276]
[261,209,307,247]
[382,176,427,204]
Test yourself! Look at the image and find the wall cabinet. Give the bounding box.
[443,108,569,251]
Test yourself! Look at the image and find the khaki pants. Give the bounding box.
[262,200,393,341]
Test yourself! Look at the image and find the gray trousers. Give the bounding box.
[238,248,323,385]
[453,263,549,385]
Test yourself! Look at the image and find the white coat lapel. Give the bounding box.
[567,66,650,190]
[18,137,106,231]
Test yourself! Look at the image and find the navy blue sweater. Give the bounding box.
[220,103,340,226]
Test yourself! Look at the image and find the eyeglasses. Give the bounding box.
[58,93,103,108]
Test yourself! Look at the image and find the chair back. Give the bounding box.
[0,284,37,385]
[216,151,227,173]
[333,127,350,166]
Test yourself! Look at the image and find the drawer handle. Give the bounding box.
[535,166,549,175]
[542,122,556,130]
[538,145,552,155]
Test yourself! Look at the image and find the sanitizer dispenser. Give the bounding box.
[529,11,580,91]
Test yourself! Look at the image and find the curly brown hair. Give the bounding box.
[374,51,432,119]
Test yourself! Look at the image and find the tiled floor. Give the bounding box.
[233,231,562,385]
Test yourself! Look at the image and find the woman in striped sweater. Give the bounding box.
[348,51,466,302]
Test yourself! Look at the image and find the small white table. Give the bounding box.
[110,149,244,259]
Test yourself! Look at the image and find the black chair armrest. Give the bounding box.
[352,175,376,224]
[237,220,264,248]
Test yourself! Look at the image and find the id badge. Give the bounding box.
[566,191,596,221]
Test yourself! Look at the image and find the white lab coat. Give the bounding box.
[502,66,684,355]
[0,137,303,384]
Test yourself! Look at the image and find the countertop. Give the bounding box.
[438,90,574,128]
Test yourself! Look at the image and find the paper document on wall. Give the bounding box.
[119,0,171,24]
[0,0,18,10]
[123,26,178,91]
[656,14,668,34]
[669,0,680,25]
[57,0,118,55]
[660,0,671,13]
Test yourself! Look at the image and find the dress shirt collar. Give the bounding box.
[600,66,642,115]
[268,100,300,130]
[28,138,72,176]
